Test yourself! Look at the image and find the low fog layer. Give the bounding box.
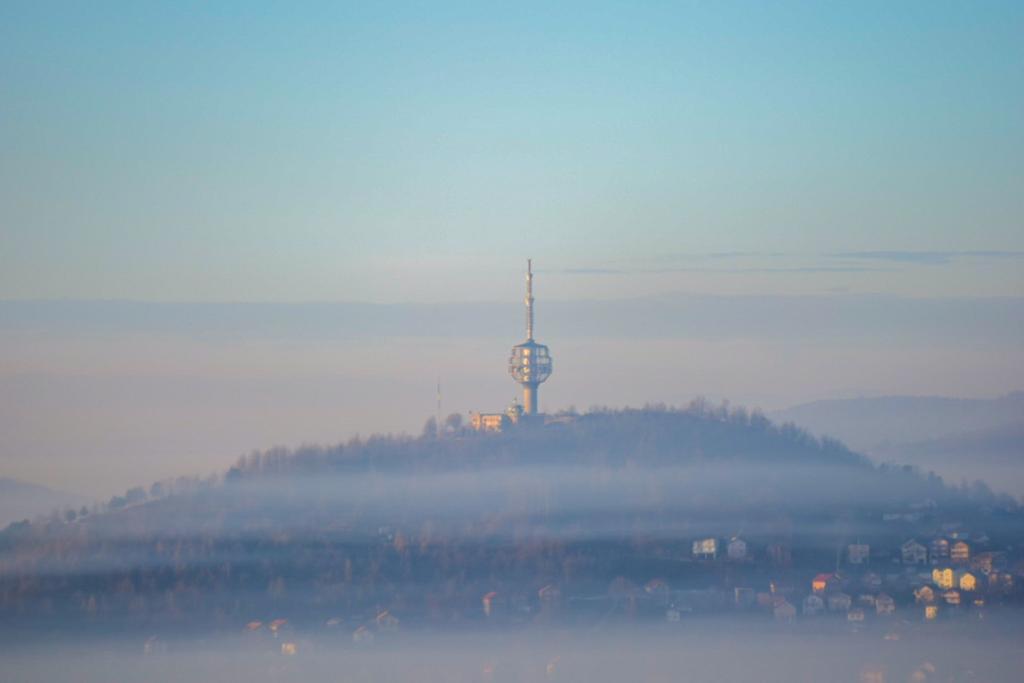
[4,623,1024,683]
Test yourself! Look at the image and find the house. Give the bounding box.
[665,606,681,622]
[143,636,168,656]
[857,594,876,608]
[773,599,796,621]
[902,540,928,565]
[862,572,882,590]
[914,586,935,604]
[951,541,970,563]
[538,584,561,603]
[875,593,895,616]
[727,537,748,561]
[470,412,509,432]
[847,544,870,565]
[482,591,499,617]
[888,510,923,523]
[827,593,852,612]
[861,667,885,683]
[802,594,824,616]
[971,552,995,574]
[930,539,950,563]
[988,572,1014,592]
[924,605,939,620]
[932,568,954,590]
[943,590,961,606]
[812,573,838,594]
[847,608,865,622]
[692,538,718,559]
[692,540,716,561]
[957,571,977,592]
[352,626,374,644]
[375,610,399,632]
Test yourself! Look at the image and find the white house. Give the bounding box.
[827,592,852,612]
[692,538,718,559]
[773,600,796,620]
[902,540,928,565]
[727,537,748,561]
[847,544,870,565]
[862,572,882,590]
[802,594,824,616]
[930,538,950,563]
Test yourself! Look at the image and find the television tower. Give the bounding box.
[508,259,553,415]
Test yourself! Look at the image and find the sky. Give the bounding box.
[1,2,1023,497]
[2,1,1022,302]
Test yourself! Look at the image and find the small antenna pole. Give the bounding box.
[436,376,442,438]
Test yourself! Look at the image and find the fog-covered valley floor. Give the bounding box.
[5,619,1024,683]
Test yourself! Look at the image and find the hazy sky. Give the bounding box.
[1,3,1023,497]
[2,1,1022,302]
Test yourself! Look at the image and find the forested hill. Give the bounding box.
[3,404,1012,548]
[5,404,1016,539]
[227,403,868,478]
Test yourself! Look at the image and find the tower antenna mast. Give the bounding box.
[526,258,534,340]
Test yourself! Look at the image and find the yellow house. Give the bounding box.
[932,568,954,590]
[924,605,939,620]
[958,571,977,592]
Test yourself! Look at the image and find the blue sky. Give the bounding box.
[2,1,1022,301]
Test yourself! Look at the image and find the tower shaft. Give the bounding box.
[523,382,538,415]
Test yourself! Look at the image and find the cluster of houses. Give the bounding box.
[745,571,899,624]
[235,526,1020,650]
[686,529,1020,623]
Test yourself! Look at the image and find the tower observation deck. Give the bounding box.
[508,259,552,415]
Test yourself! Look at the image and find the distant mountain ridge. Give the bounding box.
[772,392,1024,497]
[771,392,1024,452]
[880,422,1024,463]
